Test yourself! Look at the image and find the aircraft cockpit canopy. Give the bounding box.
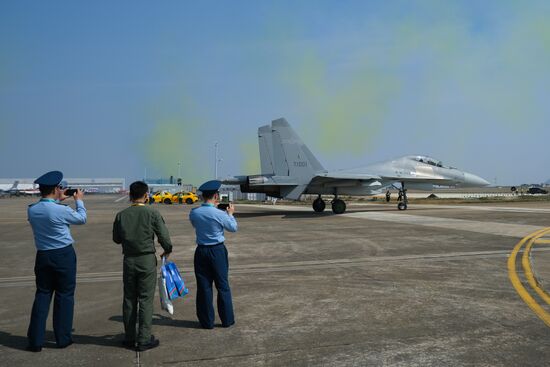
[412,155,447,168]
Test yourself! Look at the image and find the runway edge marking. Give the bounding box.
[508,227,550,327]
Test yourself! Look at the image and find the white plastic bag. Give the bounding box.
[158,271,174,315]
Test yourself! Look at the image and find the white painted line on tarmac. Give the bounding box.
[343,211,544,238]
[241,204,547,237]
[401,204,550,214]
[242,203,550,214]
[3,248,550,288]
[114,195,128,203]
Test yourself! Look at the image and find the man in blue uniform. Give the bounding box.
[26,171,87,352]
[189,180,237,329]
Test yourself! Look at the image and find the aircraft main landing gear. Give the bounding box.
[331,198,346,214]
[397,182,408,210]
[312,196,326,212]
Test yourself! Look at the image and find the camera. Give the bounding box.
[217,202,231,211]
[217,195,231,211]
[64,188,77,197]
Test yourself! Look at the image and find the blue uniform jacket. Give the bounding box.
[28,199,87,251]
[189,203,237,245]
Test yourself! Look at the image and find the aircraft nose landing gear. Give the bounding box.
[312,196,326,212]
[397,182,408,210]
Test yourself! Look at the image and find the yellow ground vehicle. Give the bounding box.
[171,191,199,205]
[150,191,174,204]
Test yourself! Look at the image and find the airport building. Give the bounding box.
[0,178,125,193]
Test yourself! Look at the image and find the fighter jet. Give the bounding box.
[223,118,490,214]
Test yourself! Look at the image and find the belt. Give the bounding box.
[123,252,156,258]
[37,244,73,253]
[197,242,224,247]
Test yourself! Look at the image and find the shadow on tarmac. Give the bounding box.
[236,205,451,219]
[0,331,27,351]
[235,211,333,219]
[0,314,203,352]
[109,314,203,329]
[235,209,375,219]
[0,330,125,351]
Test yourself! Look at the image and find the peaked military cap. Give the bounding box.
[198,180,222,193]
[34,171,63,186]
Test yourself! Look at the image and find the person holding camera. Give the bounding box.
[26,171,87,352]
[189,180,237,329]
[112,181,172,351]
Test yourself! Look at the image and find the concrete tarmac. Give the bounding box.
[1,196,550,366]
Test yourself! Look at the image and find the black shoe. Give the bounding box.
[136,335,159,352]
[122,340,136,350]
[26,345,42,352]
[57,340,73,349]
[221,321,235,328]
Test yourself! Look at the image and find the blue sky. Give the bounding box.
[1,1,549,186]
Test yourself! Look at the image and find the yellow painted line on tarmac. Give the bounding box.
[522,230,550,307]
[508,227,550,327]
[535,239,550,244]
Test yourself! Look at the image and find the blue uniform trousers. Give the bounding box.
[27,245,76,348]
[194,244,234,328]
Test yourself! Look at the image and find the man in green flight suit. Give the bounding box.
[113,181,172,351]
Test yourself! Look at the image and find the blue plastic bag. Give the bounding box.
[166,262,189,297]
[161,262,179,300]
[158,270,174,314]
[160,258,188,301]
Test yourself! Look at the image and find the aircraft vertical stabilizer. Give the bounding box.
[258,125,275,175]
[271,118,324,179]
[269,118,325,199]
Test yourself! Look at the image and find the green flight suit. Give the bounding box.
[113,204,172,344]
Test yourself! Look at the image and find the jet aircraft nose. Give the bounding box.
[463,172,491,187]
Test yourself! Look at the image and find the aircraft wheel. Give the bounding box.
[397,202,407,210]
[332,199,346,214]
[186,198,194,205]
[163,198,172,205]
[313,198,326,212]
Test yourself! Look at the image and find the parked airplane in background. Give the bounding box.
[0,181,21,197]
[0,181,40,197]
[223,118,490,214]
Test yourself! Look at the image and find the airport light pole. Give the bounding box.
[214,142,219,179]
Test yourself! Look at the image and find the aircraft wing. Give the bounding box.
[315,172,382,181]
[311,171,456,189]
[310,172,382,187]
[377,173,459,186]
